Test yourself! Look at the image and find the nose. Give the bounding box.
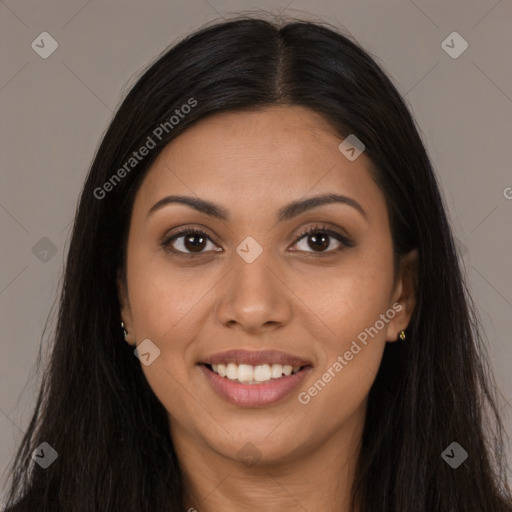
[215,250,292,334]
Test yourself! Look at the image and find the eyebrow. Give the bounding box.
[147,193,368,223]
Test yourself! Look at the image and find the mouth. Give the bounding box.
[197,350,313,407]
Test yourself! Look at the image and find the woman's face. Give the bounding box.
[119,105,417,467]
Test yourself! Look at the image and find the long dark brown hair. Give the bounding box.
[4,14,512,512]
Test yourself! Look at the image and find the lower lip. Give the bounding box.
[199,364,312,408]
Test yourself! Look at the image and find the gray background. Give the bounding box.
[1,0,511,503]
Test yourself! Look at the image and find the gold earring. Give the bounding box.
[120,321,129,343]
[399,330,406,341]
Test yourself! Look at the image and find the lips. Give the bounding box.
[198,349,313,407]
[199,364,312,407]
[200,349,312,367]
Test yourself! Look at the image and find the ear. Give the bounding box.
[117,268,134,345]
[385,248,418,342]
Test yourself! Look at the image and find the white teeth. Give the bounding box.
[253,364,271,382]
[237,364,253,383]
[208,362,302,383]
[226,363,238,380]
[270,364,283,379]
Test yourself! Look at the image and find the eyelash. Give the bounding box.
[161,224,354,259]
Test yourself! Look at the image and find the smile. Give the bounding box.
[199,362,312,407]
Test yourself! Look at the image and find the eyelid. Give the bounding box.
[162,223,354,257]
[290,224,354,255]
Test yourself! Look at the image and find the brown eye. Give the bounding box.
[162,224,353,259]
[291,225,354,254]
[181,232,207,252]
[163,229,220,257]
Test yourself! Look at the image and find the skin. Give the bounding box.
[118,105,418,512]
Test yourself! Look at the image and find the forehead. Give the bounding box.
[133,106,387,224]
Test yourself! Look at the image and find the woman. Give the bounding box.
[4,15,512,512]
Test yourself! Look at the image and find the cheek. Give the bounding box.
[126,247,217,341]
[296,263,393,422]
[125,252,210,427]
[295,238,394,417]
[303,243,395,352]
[124,249,208,396]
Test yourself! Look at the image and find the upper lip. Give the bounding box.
[200,349,313,367]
